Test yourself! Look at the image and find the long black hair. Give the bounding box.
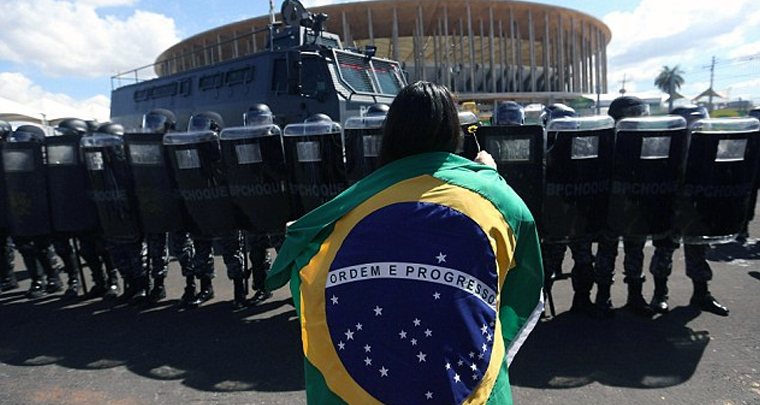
[379,81,461,166]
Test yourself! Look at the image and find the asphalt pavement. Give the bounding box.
[1,223,759,404]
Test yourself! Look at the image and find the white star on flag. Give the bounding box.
[364,344,372,353]
[417,351,427,362]
[345,330,354,340]
[436,252,447,263]
[364,357,372,366]
[425,391,433,399]
[374,306,383,316]
[433,292,441,300]
[331,295,339,305]
[413,318,421,326]
[399,330,407,339]
[379,366,389,377]
[424,329,433,337]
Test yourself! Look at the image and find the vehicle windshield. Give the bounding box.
[334,50,404,96]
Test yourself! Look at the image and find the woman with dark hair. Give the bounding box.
[379,81,461,164]
[266,81,543,405]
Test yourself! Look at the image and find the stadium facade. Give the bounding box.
[152,0,610,105]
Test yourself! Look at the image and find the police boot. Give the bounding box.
[119,275,140,303]
[62,277,80,301]
[25,279,45,299]
[60,250,80,300]
[190,277,214,307]
[594,283,614,319]
[147,276,167,304]
[0,274,19,292]
[625,280,654,316]
[232,278,246,310]
[103,268,120,301]
[649,277,669,314]
[128,275,149,306]
[81,267,107,300]
[690,281,729,316]
[45,271,64,294]
[249,289,273,306]
[569,264,595,315]
[179,276,196,308]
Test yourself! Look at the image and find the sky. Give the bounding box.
[0,0,759,122]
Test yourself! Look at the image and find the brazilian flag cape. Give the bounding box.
[266,152,544,405]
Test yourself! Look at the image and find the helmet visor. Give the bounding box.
[188,115,213,132]
[622,103,650,118]
[243,110,273,127]
[143,113,168,133]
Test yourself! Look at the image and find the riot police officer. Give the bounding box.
[647,105,729,316]
[239,103,281,307]
[0,120,17,292]
[87,122,149,305]
[491,101,525,126]
[540,103,597,315]
[595,96,653,317]
[59,119,121,301]
[4,124,65,298]
[177,111,246,309]
[135,108,195,305]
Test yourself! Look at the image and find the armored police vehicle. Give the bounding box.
[109,0,406,130]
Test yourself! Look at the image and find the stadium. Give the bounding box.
[151,0,611,107]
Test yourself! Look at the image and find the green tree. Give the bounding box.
[654,65,685,111]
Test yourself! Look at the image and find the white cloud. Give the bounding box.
[602,0,759,101]
[0,72,109,121]
[0,0,180,77]
[74,0,138,7]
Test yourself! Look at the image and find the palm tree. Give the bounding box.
[654,65,685,111]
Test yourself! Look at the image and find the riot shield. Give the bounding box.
[344,112,386,183]
[476,125,544,228]
[542,116,615,242]
[282,119,346,217]
[0,142,9,231]
[46,133,99,233]
[163,130,236,237]
[219,124,289,234]
[2,134,51,237]
[607,116,688,240]
[675,118,760,243]
[457,111,481,160]
[81,133,141,239]
[124,132,188,234]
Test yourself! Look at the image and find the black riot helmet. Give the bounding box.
[305,113,333,123]
[85,120,100,135]
[96,122,125,136]
[0,120,11,140]
[367,103,390,116]
[188,111,224,133]
[56,118,89,136]
[492,101,525,126]
[670,104,709,125]
[749,107,760,121]
[608,96,650,121]
[11,124,46,143]
[541,103,577,126]
[143,108,177,134]
[243,104,273,126]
